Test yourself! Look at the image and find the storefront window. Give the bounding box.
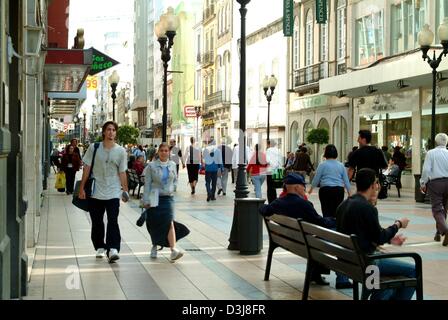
[356,10,384,66]
[290,121,299,152]
[303,120,314,145]
[333,116,348,162]
[357,91,418,172]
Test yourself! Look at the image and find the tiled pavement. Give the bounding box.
[23,170,448,300]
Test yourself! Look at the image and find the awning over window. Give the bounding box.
[44,48,92,92]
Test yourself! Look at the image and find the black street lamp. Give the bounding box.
[195,106,201,143]
[262,74,278,142]
[108,70,120,122]
[418,20,448,149]
[155,7,179,143]
[73,115,79,141]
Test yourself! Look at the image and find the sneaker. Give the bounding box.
[150,245,158,259]
[108,248,120,263]
[218,189,222,195]
[170,248,184,262]
[96,248,105,258]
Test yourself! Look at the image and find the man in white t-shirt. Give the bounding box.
[79,121,129,263]
[266,140,283,203]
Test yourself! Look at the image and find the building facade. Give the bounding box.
[320,0,448,188]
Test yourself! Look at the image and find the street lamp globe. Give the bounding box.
[262,76,270,90]
[268,74,278,89]
[155,21,167,39]
[438,18,448,44]
[418,24,434,47]
[73,115,79,123]
[164,7,180,33]
[108,70,120,86]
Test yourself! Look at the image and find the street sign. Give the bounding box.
[56,132,65,140]
[184,106,198,118]
[89,47,120,76]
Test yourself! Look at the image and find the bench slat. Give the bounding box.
[305,235,360,264]
[267,222,305,243]
[301,221,356,249]
[309,249,364,282]
[271,234,308,258]
[266,215,301,231]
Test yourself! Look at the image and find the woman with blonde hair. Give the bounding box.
[141,143,186,261]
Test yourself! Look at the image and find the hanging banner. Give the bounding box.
[316,0,328,24]
[283,0,294,37]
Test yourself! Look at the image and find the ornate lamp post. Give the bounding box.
[155,7,179,143]
[195,106,201,143]
[418,19,448,149]
[262,74,277,142]
[108,70,120,122]
[80,106,87,144]
[73,115,79,142]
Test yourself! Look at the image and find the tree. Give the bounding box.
[117,125,140,146]
[306,128,329,145]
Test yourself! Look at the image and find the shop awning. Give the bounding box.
[320,49,448,98]
[44,48,92,93]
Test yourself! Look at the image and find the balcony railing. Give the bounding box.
[201,51,214,67]
[203,5,215,23]
[204,91,228,109]
[293,61,329,88]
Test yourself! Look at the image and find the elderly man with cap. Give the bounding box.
[259,172,335,285]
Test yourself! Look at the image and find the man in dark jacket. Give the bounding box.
[260,173,335,285]
[336,168,415,300]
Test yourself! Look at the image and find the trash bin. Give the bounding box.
[414,174,425,203]
[235,198,266,255]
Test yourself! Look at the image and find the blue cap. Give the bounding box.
[284,173,306,186]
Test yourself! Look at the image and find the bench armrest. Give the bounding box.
[366,252,423,278]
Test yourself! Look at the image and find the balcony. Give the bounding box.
[203,5,216,24]
[293,61,329,88]
[204,91,228,109]
[201,51,214,67]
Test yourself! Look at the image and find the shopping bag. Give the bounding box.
[55,171,66,191]
[272,168,285,189]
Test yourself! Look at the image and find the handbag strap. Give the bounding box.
[88,142,100,178]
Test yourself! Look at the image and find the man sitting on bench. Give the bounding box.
[260,172,335,285]
[336,168,415,300]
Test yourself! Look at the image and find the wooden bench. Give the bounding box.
[298,220,423,300]
[263,214,310,299]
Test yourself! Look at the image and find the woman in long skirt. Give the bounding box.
[142,143,185,262]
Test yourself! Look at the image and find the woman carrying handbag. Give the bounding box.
[140,143,188,262]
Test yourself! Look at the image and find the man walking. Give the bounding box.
[169,138,185,175]
[347,130,388,181]
[420,133,448,245]
[266,140,283,203]
[184,137,202,195]
[217,140,233,196]
[78,121,129,263]
[203,140,222,202]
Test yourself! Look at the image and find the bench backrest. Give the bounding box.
[264,214,308,259]
[299,220,367,283]
[127,169,140,183]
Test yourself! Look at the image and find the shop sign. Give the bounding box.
[184,106,198,118]
[203,119,215,126]
[89,48,120,76]
[316,0,328,24]
[291,95,330,112]
[86,76,98,90]
[283,0,294,37]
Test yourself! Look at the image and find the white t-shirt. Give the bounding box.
[83,142,127,200]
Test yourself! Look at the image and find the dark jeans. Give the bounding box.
[64,168,76,193]
[205,171,218,197]
[370,258,416,300]
[266,175,277,204]
[89,198,121,253]
[318,186,345,218]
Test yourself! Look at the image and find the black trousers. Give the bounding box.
[89,198,121,252]
[266,175,277,204]
[205,171,218,197]
[318,186,345,218]
[64,168,76,193]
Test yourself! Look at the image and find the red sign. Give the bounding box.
[184,106,198,118]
